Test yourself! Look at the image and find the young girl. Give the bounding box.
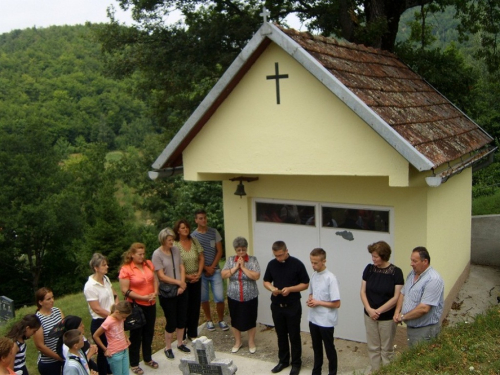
[92,302,131,375]
[6,314,41,375]
[0,337,17,375]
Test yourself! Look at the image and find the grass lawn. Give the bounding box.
[375,306,500,374]
[1,262,228,374]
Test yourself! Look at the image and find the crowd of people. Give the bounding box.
[1,208,445,375]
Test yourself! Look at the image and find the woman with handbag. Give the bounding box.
[118,243,158,375]
[83,253,118,375]
[152,228,190,360]
[173,219,204,341]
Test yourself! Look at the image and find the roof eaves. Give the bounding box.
[151,24,271,170]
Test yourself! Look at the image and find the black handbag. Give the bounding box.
[124,291,147,331]
[159,251,179,299]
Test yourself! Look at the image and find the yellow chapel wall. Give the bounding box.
[183,43,410,187]
[425,168,472,311]
[221,172,471,304]
[180,40,470,306]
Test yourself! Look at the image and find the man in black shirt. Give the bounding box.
[263,241,310,375]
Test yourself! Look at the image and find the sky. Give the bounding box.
[0,0,135,34]
[0,0,303,35]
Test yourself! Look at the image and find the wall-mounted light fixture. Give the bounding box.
[425,175,442,187]
[230,176,259,198]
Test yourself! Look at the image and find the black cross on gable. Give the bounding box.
[266,62,289,104]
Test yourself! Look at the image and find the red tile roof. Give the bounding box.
[281,27,493,168]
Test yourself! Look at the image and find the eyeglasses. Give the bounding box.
[235,248,247,252]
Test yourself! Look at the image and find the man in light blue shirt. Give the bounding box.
[394,247,444,346]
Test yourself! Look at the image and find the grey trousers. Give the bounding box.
[407,323,441,347]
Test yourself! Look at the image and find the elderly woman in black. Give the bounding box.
[152,227,190,360]
[221,236,260,354]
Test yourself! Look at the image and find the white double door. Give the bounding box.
[253,199,394,342]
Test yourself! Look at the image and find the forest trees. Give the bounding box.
[96,0,499,131]
[97,0,499,197]
[0,26,143,305]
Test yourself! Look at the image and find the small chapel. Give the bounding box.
[150,18,494,342]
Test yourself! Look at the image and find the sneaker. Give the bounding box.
[206,321,216,331]
[218,321,229,331]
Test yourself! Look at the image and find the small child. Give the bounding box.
[92,301,131,375]
[6,314,41,375]
[307,248,341,375]
[0,337,17,375]
[62,329,97,375]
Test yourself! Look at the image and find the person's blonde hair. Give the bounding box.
[111,301,132,315]
[158,228,175,246]
[121,243,152,270]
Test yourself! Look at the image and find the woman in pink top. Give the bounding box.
[93,302,132,375]
[118,243,158,375]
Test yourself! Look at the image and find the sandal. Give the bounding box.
[131,367,144,375]
[145,360,159,369]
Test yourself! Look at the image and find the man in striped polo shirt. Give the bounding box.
[394,246,444,346]
[191,209,229,331]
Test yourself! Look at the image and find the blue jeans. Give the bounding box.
[107,349,129,375]
[201,269,224,303]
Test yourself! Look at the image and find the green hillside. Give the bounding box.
[0,24,155,149]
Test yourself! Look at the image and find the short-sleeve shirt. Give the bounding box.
[174,237,203,274]
[101,315,128,356]
[152,246,183,280]
[362,263,404,321]
[84,275,115,319]
[263,255,310,303]
[223,255,260,301]
[118,260,156,306]
[401,266,444,328]
[308,268,340,327]
[191,228,222,267]
[62,350,90,375]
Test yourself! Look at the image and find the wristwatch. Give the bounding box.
[400,314,405,321]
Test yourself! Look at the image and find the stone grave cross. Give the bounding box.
[179,336,237,375]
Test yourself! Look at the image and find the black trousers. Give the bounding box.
[185,280,201,338]
[37,360,63,375]
[271,300,302,367]
[91,318,113,375]
[159,292,188,333]
[129,303,156,367]
[309,322,338,375]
